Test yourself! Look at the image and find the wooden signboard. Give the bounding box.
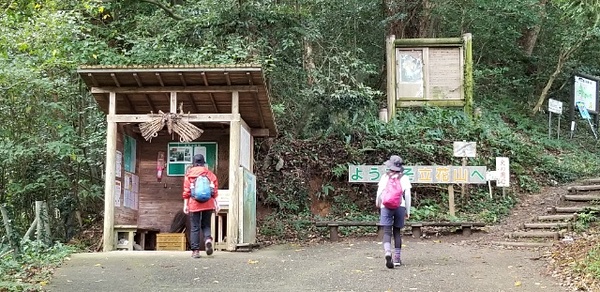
[386,34,473,118]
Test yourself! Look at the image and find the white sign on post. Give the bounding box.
[496,157,510,187]
[548,99,563,114]
[453,142,476,158]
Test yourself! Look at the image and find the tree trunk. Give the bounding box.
[532,51,568,114]
[531,36,588,114]
[519,0,548,57]
[418,0,433,38]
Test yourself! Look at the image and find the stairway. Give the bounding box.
[495,178,600,248]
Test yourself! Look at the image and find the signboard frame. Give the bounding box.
[348,165,487,184]
[570,73,600,130]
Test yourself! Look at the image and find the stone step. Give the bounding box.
[547,206,600,214]
[568,185,600,192]
[523,222,571,230]
[505,231,561,240]
[563,194,600,202]
[536,214,576,221]
[491,241,554,248]
[578,178,600,185]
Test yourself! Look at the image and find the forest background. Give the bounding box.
[2,0,600,290]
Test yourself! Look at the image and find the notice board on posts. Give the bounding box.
[166,142,218,176]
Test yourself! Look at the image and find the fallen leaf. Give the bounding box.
[248,259,259,264]
[94,264,102,267]
[515,281,522,287]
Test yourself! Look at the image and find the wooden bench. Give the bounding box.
[315,221,485,241]
[114,225,160,251]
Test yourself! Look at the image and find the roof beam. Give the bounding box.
[224,72,231,85]
[88,73,99,86]
[252,92,266,128]
[107,113,234,123]
[178,73,187,86]
[91,86,258,94]
[201,72,221,113]
[110,73,121,87]
[251,128,270,137]
[132,73,144,87]
[78,67,262,74]
[155,73,165,86]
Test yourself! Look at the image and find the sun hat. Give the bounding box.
[193,154,206,166]
[385,155,404,172]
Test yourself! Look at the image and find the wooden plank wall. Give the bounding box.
[114,125,138,225]
[137,130,230,232]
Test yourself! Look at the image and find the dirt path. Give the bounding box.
[47,236,563,292]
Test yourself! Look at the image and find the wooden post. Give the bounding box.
[23,218,38,242]
[463,33,474,118]
[461,157,467,199]
[103,91,117,252]
[170,92,177,113]
[448,185,456,217]
[0,204,19,256]
[227,91,241,251]
[42,201,51,244]
[35,201,43,242]
[386,35,396,120]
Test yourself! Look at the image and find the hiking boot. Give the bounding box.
[191,250,200,258]
[385,251,394,269]
[205,238,213,256]
[393,254,402,267]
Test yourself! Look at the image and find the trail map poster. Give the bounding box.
[574,75,598,113]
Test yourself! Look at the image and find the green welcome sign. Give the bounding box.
[167,142,218,176]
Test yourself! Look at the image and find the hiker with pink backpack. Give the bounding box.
[375,155,412,269]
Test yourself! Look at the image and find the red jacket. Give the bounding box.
[182,166,219,212]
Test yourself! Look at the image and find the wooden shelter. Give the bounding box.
[77,65,277,251]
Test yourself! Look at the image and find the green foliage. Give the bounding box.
[578,242,600,281]
[573,209,600,231]
[0,240,75,291]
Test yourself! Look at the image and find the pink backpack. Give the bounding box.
[382,173,403,209]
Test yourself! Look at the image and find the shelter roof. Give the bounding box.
[77,64,277,137]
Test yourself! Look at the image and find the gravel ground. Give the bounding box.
[47,237,564,292]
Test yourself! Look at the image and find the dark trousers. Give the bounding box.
[190,210,213,250]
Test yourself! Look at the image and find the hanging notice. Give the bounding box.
[123,135,137,173]
[114,181,122,207]
[123,172,138,210]
[115,150,122,178]
[574,75,598,113]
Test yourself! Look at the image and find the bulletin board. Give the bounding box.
[123,135,136,173]
[167,142,218,176]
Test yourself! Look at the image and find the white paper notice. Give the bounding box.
[115,181,121,207]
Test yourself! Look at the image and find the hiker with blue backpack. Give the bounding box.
[182,154,219,258]
[375,155,412,269]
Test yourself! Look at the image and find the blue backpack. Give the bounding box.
[191,175,213,202]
